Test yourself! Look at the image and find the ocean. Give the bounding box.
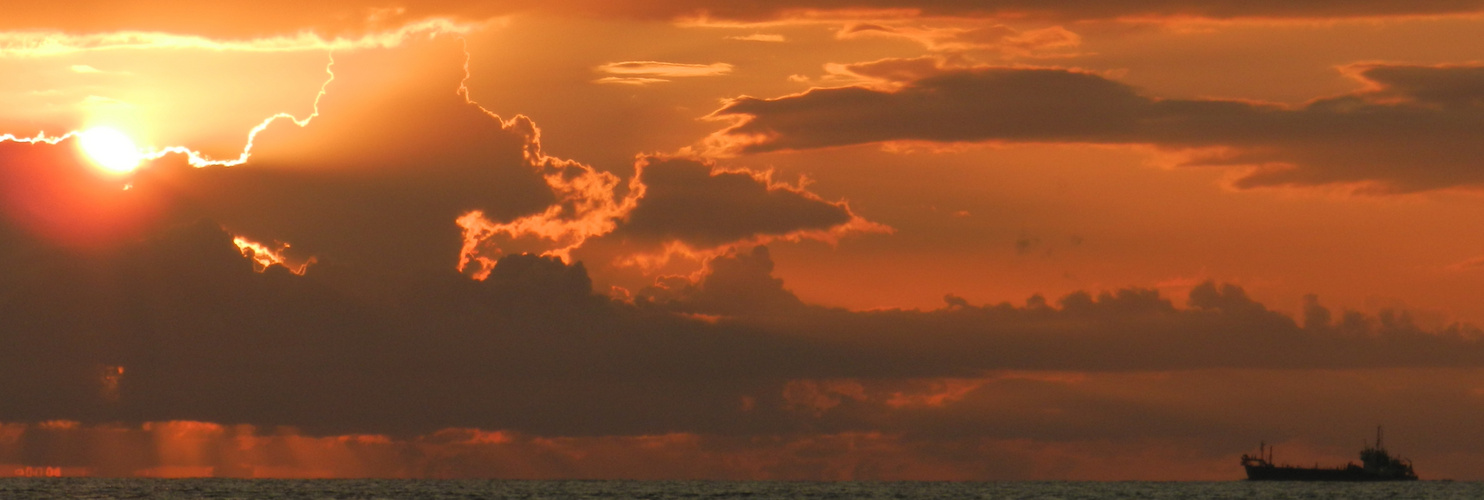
[0,479,1479,500]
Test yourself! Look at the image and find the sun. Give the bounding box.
[77,127,143,174]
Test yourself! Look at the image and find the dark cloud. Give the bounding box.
[5,202,1484,441]
[5,175,1484,474]
[458,154,881,278]
[711,68,1146,150]
[614,157,857,248]
[0,221,748,436]
[710,64,1484,192]
[638,246,806,315]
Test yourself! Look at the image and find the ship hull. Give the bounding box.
[1245,465,1417,481]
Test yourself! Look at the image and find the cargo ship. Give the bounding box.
[1241,427,1417,481]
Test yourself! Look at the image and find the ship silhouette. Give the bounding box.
[1241,426,1417,481]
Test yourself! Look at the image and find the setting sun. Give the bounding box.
[77,127,142,174]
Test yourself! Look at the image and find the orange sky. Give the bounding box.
[4,0,1484,480]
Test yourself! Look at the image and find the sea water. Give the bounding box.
[0,479,1479,499]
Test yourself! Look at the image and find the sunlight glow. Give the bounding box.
[78,127,142,173]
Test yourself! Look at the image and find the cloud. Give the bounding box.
[706,67,1141,154]
[4,181,1484,478]
[593,61,734,85]
[707,63,1484,192]
[1448,254,1484,271]
[727,33,787,42]
[592,77,672,86]
[597,61,735,78]
[638,246,806,315]
[124,39,563,284]
[4,213,1484,447]
[791,56,977,90]
[457,155,884,278]
[835,23,1081,55]
[2,215,1484,474]
[843,56,956,82]
[0,19,479,57]
[614,157,865,247]
[8,0,1480,43]
[6,34,866,287]
[72,42,856,282]
[0,3,501,39]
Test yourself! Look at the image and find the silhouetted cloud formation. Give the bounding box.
[639,246,806,315]
[458,155,880,276]
[614,157,858,247]
[710,64,1484,191]
[4,203,1481,438]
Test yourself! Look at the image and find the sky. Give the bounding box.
[3,0,1484,481]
